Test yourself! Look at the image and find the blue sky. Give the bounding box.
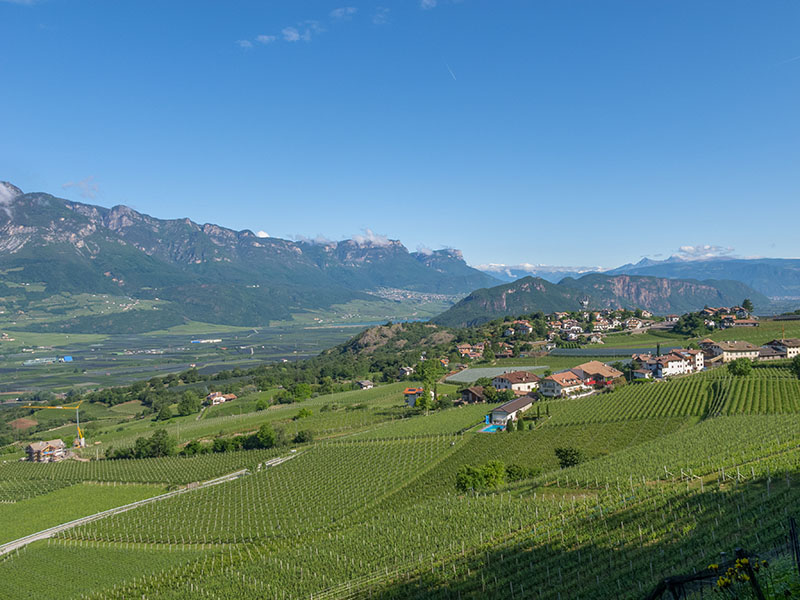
[1,0,799,269]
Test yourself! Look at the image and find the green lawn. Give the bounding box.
[0,482,164,544]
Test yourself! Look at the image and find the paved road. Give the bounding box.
[0,454,297,556]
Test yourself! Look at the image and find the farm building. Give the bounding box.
[357,380,374,390]
[732,319,759,327]
[758,346,786,361]
[540,371,586,398]
[490,396,534,424]
[459,386,486,404]
[26,439,67,462]
[206,392,237,406]
[398,366,415,378]
[403,387,432,408]
[492,371,540,394]
[766,339,800,359]
[708,341,760,363]
[571,361,623,386]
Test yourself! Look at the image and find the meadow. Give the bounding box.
[1,362,799,599]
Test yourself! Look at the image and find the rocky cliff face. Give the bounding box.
[0,182,497,326]
[433,273,768,327]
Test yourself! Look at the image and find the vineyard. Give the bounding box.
[1,365,799,598]
[543,370,800,426]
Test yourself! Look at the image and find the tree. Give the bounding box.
[788,354,800,379]
[177,391,201,416]
[257,423,277,449]
[416,385,434,413]
[742,298,754,313]
[455,461,506,492]
[455,465,485,492]
[482,460,507,489]
[255,398,269,411]
[293,430,314,444]
[496,389,515,403]
[555,446,583,469]
[156,404,173,421]
[294,407,313,420]
[416,359,445,389]
[727,358,753,377]
[292,383,313,401]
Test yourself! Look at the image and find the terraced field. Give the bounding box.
[1,364,799,599]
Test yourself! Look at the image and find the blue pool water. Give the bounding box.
[481,424,505,433]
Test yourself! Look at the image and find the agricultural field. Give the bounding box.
[1,364,799,598]
[708,318,800,345]
[72,382,458,451]
[0,482,163,544]
[597,328,689,348]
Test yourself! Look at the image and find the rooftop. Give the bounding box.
[494,370,540,384]
[493,396,535,414]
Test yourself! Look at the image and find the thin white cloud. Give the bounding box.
[62,176,99,200]
[675,244,735,260]
[330,6,357,20]
[0,182,21,219]
[420,0,437,9]
[475,263,604,274]
[372,7,390,25]
[352,228,392,247]
[416,245,434,256]
[256,35,276,44]
[294,234,335,245]
[255,231,270,238]
[236,39,253,48]
[281,27,300,42]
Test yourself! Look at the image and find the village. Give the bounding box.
[396,305,800,433]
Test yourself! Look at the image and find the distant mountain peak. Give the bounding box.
[0,181,23,201]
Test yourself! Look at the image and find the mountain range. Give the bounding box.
[432,274,768,327]
[0,181,790,333]
[0,182,498,330]
[478,256,800,298]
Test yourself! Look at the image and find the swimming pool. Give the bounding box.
[481,424,505,433]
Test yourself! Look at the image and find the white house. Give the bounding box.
[540,371,587,398]
[654,353,690,378]
[709,341,760,363]
[492,371,540,394]
[675,348,704,371]
[206,392,237,405]
[490,396,534,424]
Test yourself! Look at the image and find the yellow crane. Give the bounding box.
[23,400,86,447]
